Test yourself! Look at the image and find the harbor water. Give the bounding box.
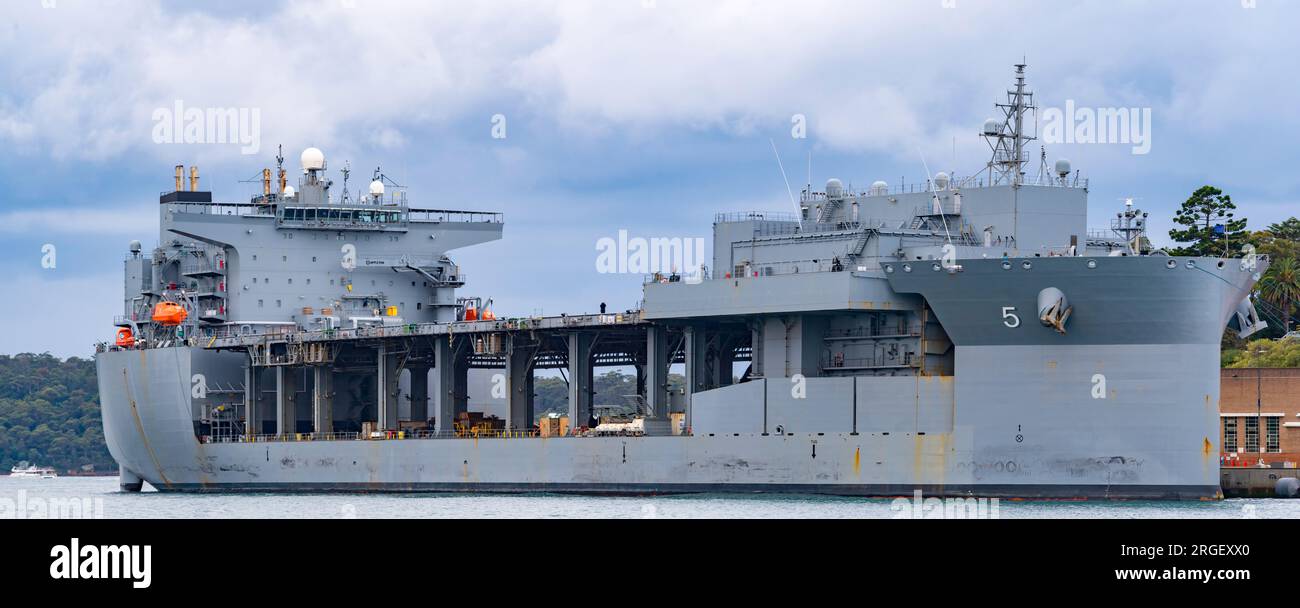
[3,476,1297,519]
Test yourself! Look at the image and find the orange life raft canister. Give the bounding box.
[151,302,188,326]
[115,327,134,347]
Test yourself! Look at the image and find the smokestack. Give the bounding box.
[262,168,271,196]
[189,166,200,191]
[174,164,184,192]
[278,168,287,194]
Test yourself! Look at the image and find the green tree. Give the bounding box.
[1258,256,1300,334]
[1225,338,1300,368]
[1168,185,1248,257]
[1250,217,1300,262]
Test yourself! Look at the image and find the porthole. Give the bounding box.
[1021,261,1032,270]
[1166,259,1177,269]
[1086,260,1097,269]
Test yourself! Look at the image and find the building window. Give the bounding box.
[1223,417,1239,453]
[1266,417,1281,453]
[1245,417,1259,453]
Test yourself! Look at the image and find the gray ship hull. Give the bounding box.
[97,255,1238,501]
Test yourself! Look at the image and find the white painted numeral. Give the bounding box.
[1001,306,1020,328]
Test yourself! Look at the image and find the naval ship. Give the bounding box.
[95,66,1268,498]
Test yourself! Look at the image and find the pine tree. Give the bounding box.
[1168,185,1248,257]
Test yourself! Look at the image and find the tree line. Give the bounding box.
[1165,185,1300,364]
[0,354,115,474]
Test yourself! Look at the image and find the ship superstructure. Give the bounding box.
[95,66,1267,498]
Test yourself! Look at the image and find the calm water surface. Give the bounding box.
[2,477,1297,519]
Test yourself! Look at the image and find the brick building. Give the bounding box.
[1220,368,1300,467]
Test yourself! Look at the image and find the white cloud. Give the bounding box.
[0,205,155,235]
[2,0,1295,173]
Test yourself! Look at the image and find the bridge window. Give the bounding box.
[1245,417,1259,452]
[1223,417,1238,452]
[1266,417,1280,453]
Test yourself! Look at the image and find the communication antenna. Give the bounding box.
[1112,197,1148,255]
[982,63,1037,186]
[919,149,953,244]
[340,161,351,204]
[769,138,804,230]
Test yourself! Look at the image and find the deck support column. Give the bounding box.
[643,325,671,436]
[431,335,457,433]
[244,360,261,438]
[718,335,735,387]
[275,366,296,436]
[377,343,400,432]
[506,336,535,432]
[408,364,430,425]
[312,366,333,436]
[684,325,708,433]
[567,332,594,432]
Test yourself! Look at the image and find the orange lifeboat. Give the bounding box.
[115,327,134,347]
[481,307,496,321]
[152,302,188,326]
[463,305,478,322]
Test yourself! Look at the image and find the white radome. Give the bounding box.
[1055,158,1072,176]
[369,180,385,196]
[283,186,296,197]
[301,147,325,171]
[825,178,844,198]
[870,180,889,196]
[983,118,1002,136]
[934,172,950,190]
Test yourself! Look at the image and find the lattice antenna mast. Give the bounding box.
[983,63,1037,186]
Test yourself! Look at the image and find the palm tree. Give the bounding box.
[1259,257,1300,334]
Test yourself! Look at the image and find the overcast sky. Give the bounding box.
[2,0,1297,357]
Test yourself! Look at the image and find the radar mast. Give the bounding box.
[983,63,1037,186]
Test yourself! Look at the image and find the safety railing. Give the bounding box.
[200,428,551,444]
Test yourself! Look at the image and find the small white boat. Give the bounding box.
[9,462,57,478]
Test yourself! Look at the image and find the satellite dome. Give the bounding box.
[982,118,1002,136]
[1054,158,1072,176]
[128,240,142,253]
[869,180,889,196]
[825,178,844,199]
[283,185,296,197]
[934,172,950,190]
[300,147,325,171]
[369,180,385,197]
